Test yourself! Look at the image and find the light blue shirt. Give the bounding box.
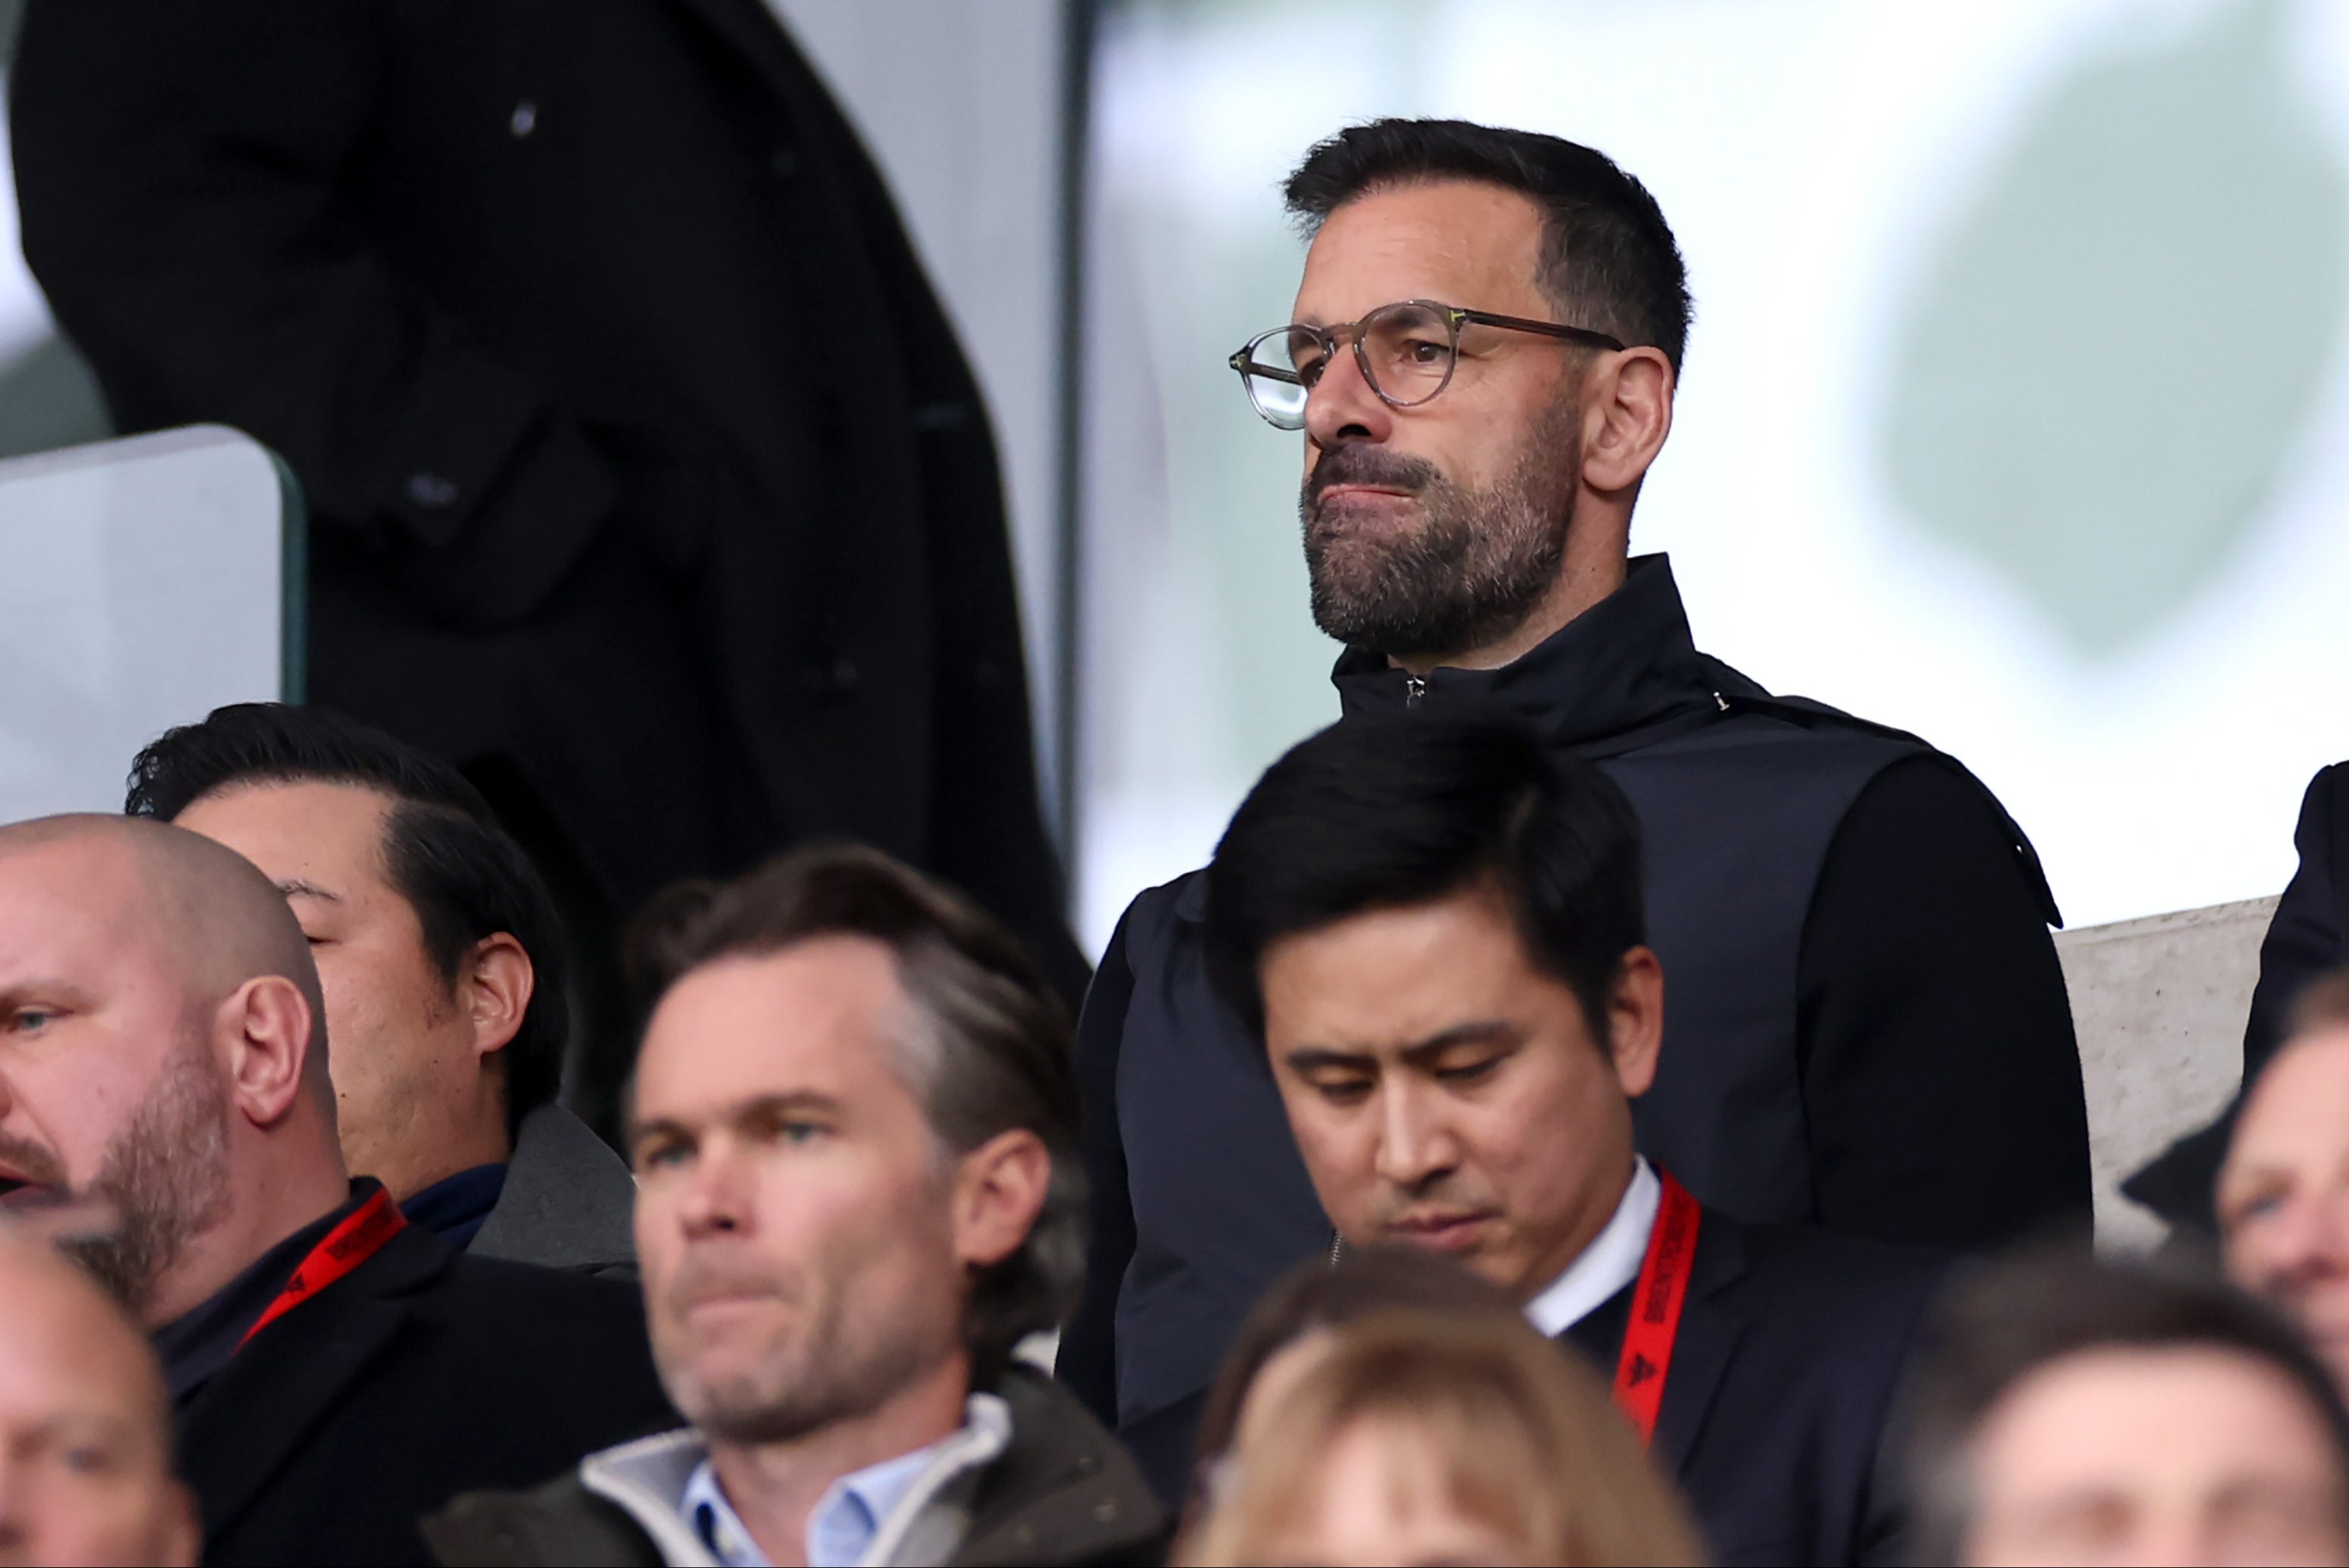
[682,1439,950,1568]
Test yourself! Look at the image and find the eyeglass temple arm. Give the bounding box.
[1455,308,1626,352]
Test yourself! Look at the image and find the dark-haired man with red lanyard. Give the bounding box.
[0,815,670,1566]
[1201,711,1949,1566]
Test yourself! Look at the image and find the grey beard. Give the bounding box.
[1300,399,1579,662]
[63,1028,232,1316]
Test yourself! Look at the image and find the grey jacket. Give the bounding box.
[473,1105,638,1278]
[421,1368,1167,1568]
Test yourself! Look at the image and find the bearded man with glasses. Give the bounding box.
[1059,117,2089,1506]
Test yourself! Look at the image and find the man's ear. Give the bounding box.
[461,934,535,1061]
[1580,348,1675,497]
[1605,946,1666,1100]
[220,976,317,1130]
[951,1128,1053,1273]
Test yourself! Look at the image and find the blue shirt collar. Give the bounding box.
[682,1424,961,1568]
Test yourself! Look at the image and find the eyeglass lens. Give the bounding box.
[1240,303,1456,428]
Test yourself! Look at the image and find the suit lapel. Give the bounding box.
[175,1227,451,1549]
[1652,1214,1751,1479]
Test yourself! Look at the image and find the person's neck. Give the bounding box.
[709,1349,972,1568]
[1389,523,1628,678]
[141,1141,352,1329]
[1514,1147,1640,1310]
[370,1080,514,1203]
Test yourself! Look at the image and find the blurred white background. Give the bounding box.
[1073,0,2349,950]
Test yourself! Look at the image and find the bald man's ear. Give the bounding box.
[218,976,318,1130]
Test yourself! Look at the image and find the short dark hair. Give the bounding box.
[1285,118,1692,373]
[124,702,569,1142]
[649,843,1083,1384]
[1203,708,1645,1044]
[1902,1247,2349,1564]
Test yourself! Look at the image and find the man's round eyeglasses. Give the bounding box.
[1228,299,1627,431]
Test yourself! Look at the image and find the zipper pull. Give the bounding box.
[1405,676,1427,708]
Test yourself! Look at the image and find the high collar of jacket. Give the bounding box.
[1331,554,1746,752]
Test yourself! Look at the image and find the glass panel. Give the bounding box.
[0,424,304,818]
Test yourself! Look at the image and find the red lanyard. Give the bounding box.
[1612,1169,1701,1447]
[234,1186,408,1353]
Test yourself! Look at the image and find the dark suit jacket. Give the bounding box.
[181,1220,674,1566]
[1561,1209,1949,1568]
[10,0,1084,1001]
[2126,761,2349,1231]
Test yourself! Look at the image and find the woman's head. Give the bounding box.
[1195,1246,1515,1473]
[1179,1307,1707,1567]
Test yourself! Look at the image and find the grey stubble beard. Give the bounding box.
[1300,390,1582,664]
[63,1026,234,1318]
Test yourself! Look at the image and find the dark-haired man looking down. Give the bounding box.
[130,702,634,1277]
[0,815,672,1566]
[1060,116,2086,1496]
[1202,713,1947,1566]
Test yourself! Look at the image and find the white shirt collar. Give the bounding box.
[1523,1157,1658,1338]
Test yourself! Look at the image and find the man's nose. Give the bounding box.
[2262,1192,2349,1285]
[1372,1083,1461,1190]
[675,1144,753,1238]
[1303,341,1393,451]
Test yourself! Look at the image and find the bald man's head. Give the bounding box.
[0,1224,197,1566]
[0,814,343,1322]
[0,816,328,1075]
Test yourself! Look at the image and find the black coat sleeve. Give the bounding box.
[2243,763,2349,1076]
[8,0,609,626]
[1058,909,1137,1426]
[1797,755,2092,1250]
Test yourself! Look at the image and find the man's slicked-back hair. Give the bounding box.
[1901,1246,2349,1565]
[123,702,569,1141]
[651,843,1083,1384]
[1285,117,1692,373]
[1203,708,1646,1045]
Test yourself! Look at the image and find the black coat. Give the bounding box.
[1060,557,2085,1499]
[178,1220,675,1566]
[9,0,1083,995]
[1559,1209,1948,1568]
[2126,761,2349,1231]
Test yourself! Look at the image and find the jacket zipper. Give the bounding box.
[1404,676,1427,707]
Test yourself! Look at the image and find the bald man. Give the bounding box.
[0,1224,197,1568]
[0,816,672,1566]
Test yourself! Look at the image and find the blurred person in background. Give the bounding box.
[0,815,672,1565]
[10,0,1087,1144]
[129,702,634,1277]
[1066,115,2086,1482]
[1189,1245,1517,1497]
[2218,971,2349,1397]
[0,1224,198,1568]
[1902,1249,2349,1567]
[2135,763,2349,1236]
[1177,1306,1705,1568]
[1193,710,1947,1565]
[424,847,1163,1568]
